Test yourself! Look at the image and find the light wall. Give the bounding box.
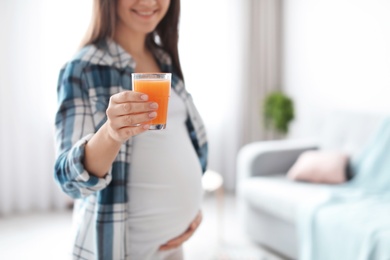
[180,0,249,191]
[0,0,91,214]
[283,0,390,138]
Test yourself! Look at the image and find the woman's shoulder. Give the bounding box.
[57,46,106,86]
[62,43,106,69]
[62,39,135,72]
[72,44,98,62]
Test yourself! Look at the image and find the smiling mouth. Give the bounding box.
[132,9,157,17]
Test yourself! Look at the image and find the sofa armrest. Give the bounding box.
[236,139,319,183]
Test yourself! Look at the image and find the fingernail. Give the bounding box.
[150,102,158,109]
[149,112,157,118]
[141,94,148,101]
[143,124,150,130]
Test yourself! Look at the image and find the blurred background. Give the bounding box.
[1,0,390,259]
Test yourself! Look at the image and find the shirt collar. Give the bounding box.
[78,38,172,71]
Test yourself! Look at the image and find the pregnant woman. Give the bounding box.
[54,0,208,259]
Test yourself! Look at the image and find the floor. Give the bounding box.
[0,193,285,260]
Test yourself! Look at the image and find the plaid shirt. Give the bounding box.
[54,39,208,260]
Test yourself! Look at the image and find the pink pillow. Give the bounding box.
[287,151,348,184]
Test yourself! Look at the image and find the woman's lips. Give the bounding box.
[132,9,157,18]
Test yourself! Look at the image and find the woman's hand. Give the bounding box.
[84,91,157,177]
[105,91,158,143]
[159,211,203,251]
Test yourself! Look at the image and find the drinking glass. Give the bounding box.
[132,73,171,130]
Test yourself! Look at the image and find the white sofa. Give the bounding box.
[236,111,386,259]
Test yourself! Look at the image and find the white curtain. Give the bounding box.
[240,0,283,144]
[180,0,283,191]
[179,0,248,192]
[0,0,91,216]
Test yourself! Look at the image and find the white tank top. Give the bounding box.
[127,90,203,258]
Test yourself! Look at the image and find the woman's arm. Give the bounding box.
[54,61,157,197]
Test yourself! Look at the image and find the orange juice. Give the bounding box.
[133,78,171,128]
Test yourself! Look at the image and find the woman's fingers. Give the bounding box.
[107,101,158,117]
[107,111,157,133]
[110,111,157,129]
[158,228,194,251]
[110,90,148,104]
[159,211,203,251]
[105,91,158,142]
[190,211,203,229]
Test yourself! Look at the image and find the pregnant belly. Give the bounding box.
[127,127,204,247]
[127,178,202,246]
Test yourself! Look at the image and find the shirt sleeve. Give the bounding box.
[54,61,112,199]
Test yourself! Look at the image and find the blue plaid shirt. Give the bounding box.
[54,39,208,260]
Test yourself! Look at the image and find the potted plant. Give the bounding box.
[263,91,294,135]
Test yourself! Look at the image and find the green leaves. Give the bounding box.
[263,91,294,134]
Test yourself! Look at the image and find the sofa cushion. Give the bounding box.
[239,174,332,223]
[286,150,348,184]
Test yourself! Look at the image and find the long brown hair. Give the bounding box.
[81,0,184,80]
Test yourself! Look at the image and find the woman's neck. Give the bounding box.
[113,22,161,73]
[114,23,148,58]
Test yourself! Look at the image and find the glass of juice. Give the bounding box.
[132,73,171,130]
